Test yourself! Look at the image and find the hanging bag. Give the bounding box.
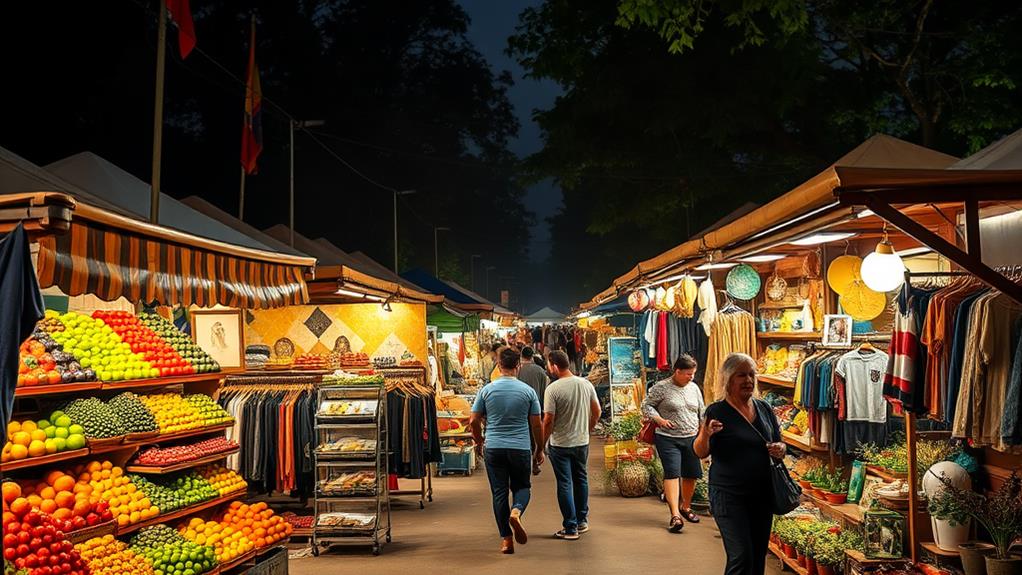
[638,418,657,444]
[744,399,801,515]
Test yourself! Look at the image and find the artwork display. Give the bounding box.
[190,309,245,369]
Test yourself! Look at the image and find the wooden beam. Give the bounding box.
[965,198,981,259]
[838,187,1022,205]
[905,410,919,564]
[865,199,1022,305]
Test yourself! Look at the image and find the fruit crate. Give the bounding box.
[248,545,288,575]
[437,446,475,476]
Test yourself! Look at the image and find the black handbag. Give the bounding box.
[746,399,802,515]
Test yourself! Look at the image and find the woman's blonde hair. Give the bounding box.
[715,352,758,400]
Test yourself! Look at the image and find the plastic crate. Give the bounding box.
[248,547,288,575]
[437,447,475,475]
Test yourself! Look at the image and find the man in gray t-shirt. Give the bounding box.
[542,350,601,540]
[518,346,550,407]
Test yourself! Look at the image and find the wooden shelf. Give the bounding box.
[758,303,806,310]
[757,331,822,340]
[99,372,224,391]
[758,374,796,388]
[126,447,239,474]
[769,542,808,575]
[214,548,256,574]
[865,465,906,483]
[14,381,102,397]
[782,430,828,453]
[921,542,961,557]
[805,491,863,524]
[1,448,91,471]
[116,492,239,535]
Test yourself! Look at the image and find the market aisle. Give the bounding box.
[290,449,784,575]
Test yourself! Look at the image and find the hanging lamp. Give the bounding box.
[860,224,905,292]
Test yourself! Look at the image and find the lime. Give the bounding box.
[44,427,56,439]
[36,419,51,430]
[55,415,72,428]
[54,427,69,439]
[44,439,58,454]
[53,437,67,451]
[69,424,84,435]
[48,410,65,424]
[66,433,86,450]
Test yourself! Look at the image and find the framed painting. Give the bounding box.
[190,309,245,370]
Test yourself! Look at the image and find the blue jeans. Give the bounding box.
[484,448,533,538]
[549,445,589,532]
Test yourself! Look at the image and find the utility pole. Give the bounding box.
[434,226,450,277]
[392,190,417,273]
[289,119,325,247]
[149,0,167,224]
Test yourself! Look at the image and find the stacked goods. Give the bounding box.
[10,470,113,529]
[72,460,158,527]
[2,483,88,575]
[129,525,217,575]
[133,438,238,467]
[320,373,383,387]
[280,512,314,530]
[195,465,247,496]
[62,398,126,440]
[292,353,330,370]
[178,518,255,564]
[139,394,201,434]
[92,311,194,378]
[244,345,271,370]
[219,502,293,549]
[127,472,217,515]
[2,415,87,463]
[338,352,370,368]
[182,395,232,427]
[43,311,153,382]
[17,326,97,388]
[138,313,220,374]
[319,471,375,495]
[74,535,154,575]
[106,393,159,435]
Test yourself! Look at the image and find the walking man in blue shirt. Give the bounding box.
[470,347,545,554]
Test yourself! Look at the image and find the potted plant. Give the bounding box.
[935,472,1022,575]
[812,528,849,575]
[927,477,972,553]
[824,470,849,505]
[774,519,798,559]
[798,467,817,489]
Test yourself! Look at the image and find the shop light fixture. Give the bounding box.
[856,209,875,219]
[860,225,905,292]
[788,232,856,246]
[694,262,738,270]
[576,311,592,319]
[896,247,933,258]
[738,254,786,263]
[335,288,384,302]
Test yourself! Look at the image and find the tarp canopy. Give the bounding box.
[401,269,493,312]
[526,306,565,323]
[441,279,516,318]
[427,304,481,334]
[950,127,1022,169]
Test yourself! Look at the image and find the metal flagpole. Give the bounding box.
[238,165,246,220]
[150,0,167,224]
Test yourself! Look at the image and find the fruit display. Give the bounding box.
[318,400,376,417]
[138,313,220,374]
[178,517,255,564]
[138,394,201,434]
[71,460,158,527]
[2,415,87,464]
[181,395,232,427]
[62,398,126,439]
[91,311,198,378]
[337,352,370,368]
[75,535,155,575]
[219,501,293,549]
[321,372,383,387]
[280,512,314,530]
[133,438,238,467]
[127,472,218,515]
[195,465,247,497]
[17,325,96,388]
[8,470,113,529]
[43,311,154,382]
[129,525,216,575]
[292,353,331,370]
[107,393,159,434]
[2,484,88,575]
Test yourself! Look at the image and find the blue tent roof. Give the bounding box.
[400,269,484,305]
[591,295,633,315]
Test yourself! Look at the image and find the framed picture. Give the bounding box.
[822,314,853,347]
[857,476,886,511]
[190,309,245,370]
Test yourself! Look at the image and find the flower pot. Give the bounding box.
[798,480,812,489]
[985,556,1022,575]
[959,542,996,575]
[783,543,796,559]
[806,557,819,575]
[818,564,836,575]
[931,517,970,552]
[824,492,848,505]
[797,551,807,567]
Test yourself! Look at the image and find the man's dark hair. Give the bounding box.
[673,354,698,372]
[548,350,570,371]
[521,346,535,360]
[498,347,521,370]
[490,342,502,353]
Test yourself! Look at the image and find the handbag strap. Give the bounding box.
[736,400,784,464]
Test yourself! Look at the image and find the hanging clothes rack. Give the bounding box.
[379,367,438,509]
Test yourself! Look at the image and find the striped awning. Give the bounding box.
[1,192,316,309]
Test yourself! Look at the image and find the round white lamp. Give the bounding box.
[861,232,905,292]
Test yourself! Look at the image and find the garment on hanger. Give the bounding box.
[696,278,717,337]
[703,300,756,403]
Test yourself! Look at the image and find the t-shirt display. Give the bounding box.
[836,349,890,423]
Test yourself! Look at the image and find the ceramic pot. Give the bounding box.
[824,492,848,505]
[798,480,812,489]
[806,557,818,575]
[783,544,796,559]
[818,564,835,575]
[931,517,970,552]
[959,542,996,575]
[985,556,1022,575]
[797,551,807,567]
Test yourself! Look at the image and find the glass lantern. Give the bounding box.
[863,508,905,559]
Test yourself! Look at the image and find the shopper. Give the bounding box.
[641,354,704,532]
[543,350,601,540]
[479,343,499,384]
[469,347,545,554]
[694,353,785,575]
[517,346,550,407]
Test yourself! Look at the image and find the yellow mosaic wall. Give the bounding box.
[245,302,427,362]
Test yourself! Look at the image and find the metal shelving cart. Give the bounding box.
[312,383,391,556]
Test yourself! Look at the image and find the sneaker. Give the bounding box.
[509,508,528,544]
[555,530,580,540]
[577,522,589,534]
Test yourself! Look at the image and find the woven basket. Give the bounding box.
[615,462,650,498]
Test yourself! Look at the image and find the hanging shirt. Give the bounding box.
[1000,319,1022,447]
[836,349,890,424]
[696,278,717,337]
[945,290,987,426]
[0,224,45,427]
[656,312,670,371]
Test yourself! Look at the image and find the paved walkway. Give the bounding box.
[289,448,784,575]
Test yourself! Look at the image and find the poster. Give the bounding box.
[608,336,642,421]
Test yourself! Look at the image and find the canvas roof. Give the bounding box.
[526,306,565,323]
[949,127,1022,170]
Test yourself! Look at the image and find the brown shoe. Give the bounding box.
[501,536,515,554]
[509,508,528,544]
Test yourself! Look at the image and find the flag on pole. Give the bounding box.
[241,18,263,175]
[167,0,196,58]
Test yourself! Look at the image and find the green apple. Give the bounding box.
[54,427,69,439]
[53,437,67,451]
[69,424,84,435]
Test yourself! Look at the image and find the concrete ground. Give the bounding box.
[288,449,784,575]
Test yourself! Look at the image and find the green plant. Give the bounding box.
[608,412,642,441]
[796,521,832,554]
[824,468,847,493]
[773,518,797,545]
[927,485,970,527]
[812,528,846,566]
[934,472,1022,559]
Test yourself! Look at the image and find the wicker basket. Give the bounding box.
[615,462,650,498]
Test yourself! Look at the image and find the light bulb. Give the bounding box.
[860,240,905,292]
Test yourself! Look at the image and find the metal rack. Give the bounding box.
[312,384,391,556]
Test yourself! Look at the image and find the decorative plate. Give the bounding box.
[840,281,887,321]
[627,289,650,312]
[273,337,296,358]
[827,255,863,296]
[725,264,762,301]
[766,274,787,301]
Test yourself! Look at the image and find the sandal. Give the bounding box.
[681,509,701,524]
[669,516,684,533]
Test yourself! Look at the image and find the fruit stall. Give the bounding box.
[1,192,316,575]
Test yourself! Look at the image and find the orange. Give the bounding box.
[1,481,21,504]
[7,421,22,436]
[55,491,74,508]
[52,508,71,520]
[73,501,91,517]
[46,470,65,486]
[39,486,56,500]
[26,494,42,508]
[40,499,58,514]
[11,431,31,446]
[2,511,14,525]
[27,440,46,458]
[9,497,30,515]
[30,430,47,442]
[20,421,37,434]
[101,460,113,470]
[87,461,102,473]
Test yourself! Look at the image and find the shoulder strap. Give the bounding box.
[741,400,775,443]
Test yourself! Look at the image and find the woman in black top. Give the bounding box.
[694,353,786,575]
